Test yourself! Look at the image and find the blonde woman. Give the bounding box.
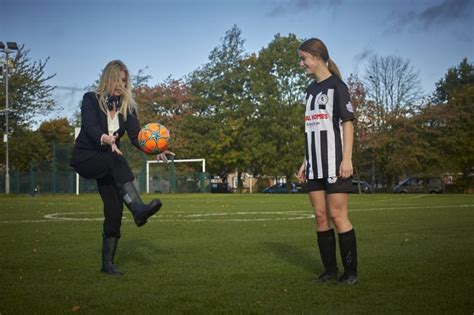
[70,60,174,275]
[297,39,358,285]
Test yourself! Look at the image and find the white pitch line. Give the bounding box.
[350,204,474,211]
[405,194,429,199]
[153,216,314,222]
[0,204,473,224]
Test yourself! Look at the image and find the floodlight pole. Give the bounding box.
[5,48,10,194]
[1,41,18,194]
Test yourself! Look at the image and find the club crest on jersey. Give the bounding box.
[327,177,338,184]
[346,101,353,113]
[316,93,329,105]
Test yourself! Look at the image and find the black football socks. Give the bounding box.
[337,229,358,285]
[315,229,338,282]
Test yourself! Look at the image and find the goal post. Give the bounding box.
[146,158,206,193]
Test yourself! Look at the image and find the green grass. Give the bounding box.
[1,193,473,314]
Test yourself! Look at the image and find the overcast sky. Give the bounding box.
[1,0,473,124]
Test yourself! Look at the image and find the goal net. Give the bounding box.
[146,158,210,193]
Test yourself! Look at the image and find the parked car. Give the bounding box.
[393,177,444,194]
[263,183,300,194]
[210,183,232,193]
[351,180,372,193]
[293,183,304,193]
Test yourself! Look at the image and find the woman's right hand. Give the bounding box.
[101,134,122,155]
[101,134,116,146]
[298,162,306,183]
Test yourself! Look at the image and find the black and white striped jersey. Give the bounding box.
[304,75,354,180]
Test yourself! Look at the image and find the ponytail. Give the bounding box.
[299,38,343,80]
[327,58,342,80]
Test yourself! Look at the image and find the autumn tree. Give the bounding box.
[38,118,73,145]
[133,77,193,157]
[422,59,474,190]
[364,54,421,122]
[433,57,474,103]
[362,54,423,189]
[247,33,307,189]
[347,74,372,190]
[7,127,49,171]
[185,25,254,188]
[34,117,75,173]
[0,45,56,127]
[0,45,56,172]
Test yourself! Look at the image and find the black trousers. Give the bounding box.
[72,152,134,238]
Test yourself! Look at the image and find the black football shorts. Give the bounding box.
[305,177,352,194]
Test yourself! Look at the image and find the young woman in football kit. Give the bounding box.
[70,60,174,276]
[297,38,358,285]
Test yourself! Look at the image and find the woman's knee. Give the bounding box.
[330,210,352,231]
[314,207,329,225]
[330,206,348,220]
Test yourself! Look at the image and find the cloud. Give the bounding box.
[354,47,374,64]
[266,0,341,17]
[419,0,472,27]
[352,47,374,75]
[390,0,474,32]
[268,3,287,16]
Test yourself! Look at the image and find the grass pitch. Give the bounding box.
[1,193,473,314]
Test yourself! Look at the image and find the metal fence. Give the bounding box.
[0,143,210,194]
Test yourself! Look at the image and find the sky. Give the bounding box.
[1,0,473,126]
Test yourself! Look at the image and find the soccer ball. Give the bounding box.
[138,123,170,155]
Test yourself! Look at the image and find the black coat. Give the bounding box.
[70,92,141,166]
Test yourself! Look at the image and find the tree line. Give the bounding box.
[0,25,472,192]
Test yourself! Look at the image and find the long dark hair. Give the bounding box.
[299,38,342,80]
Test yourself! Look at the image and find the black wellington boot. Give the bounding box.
[120,182,162,227]
[101,237,123,276]
[314,229,339,283]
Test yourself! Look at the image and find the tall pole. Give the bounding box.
[1,42,18,195]
[4,48,10,194]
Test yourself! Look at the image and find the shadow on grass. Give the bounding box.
[265,241,317,273]
[115,238,171,266]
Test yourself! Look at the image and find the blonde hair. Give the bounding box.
[298,38,342,80]
[96,60,137,120]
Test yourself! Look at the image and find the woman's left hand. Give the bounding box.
[339,159,353,179]
[157,150,175,163]
[111,143,123,155]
